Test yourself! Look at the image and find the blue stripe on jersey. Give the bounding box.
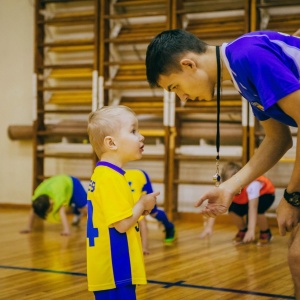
[96,161,125,175]
[109,227,132,287]
[140,170,154,194]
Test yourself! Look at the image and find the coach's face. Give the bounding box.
[158,51,216,105]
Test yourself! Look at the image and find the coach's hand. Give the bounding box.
[195,186,233,217]
[276,198,300,236]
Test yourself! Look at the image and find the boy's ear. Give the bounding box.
[104,136,117,150]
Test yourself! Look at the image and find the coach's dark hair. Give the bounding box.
[146,29,208,88]
[32,195,50,219]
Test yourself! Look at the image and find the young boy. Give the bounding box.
[124,169,175,254]
[86,105,159,300]
[199,162,275,246]
[20,174,87,236]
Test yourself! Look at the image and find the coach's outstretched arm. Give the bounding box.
[195,116,293,217]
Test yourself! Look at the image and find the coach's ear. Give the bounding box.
[180,58,196,70]
[104,136,117,150]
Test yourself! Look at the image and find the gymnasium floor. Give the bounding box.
[0,208,295,300]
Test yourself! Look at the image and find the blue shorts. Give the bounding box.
[93,285,136,300]
[70,176,87,209]
[150,204,158,214]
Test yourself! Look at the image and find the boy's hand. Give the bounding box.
[199,227,213,239]
[60,230,70,236]
[143,248,150,255]
[243,230,255,243]
[141,191,160,212]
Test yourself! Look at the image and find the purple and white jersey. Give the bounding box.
[221,31,300,127]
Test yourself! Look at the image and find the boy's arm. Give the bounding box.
[59,206,70,236]
[113,192,159,233]
[20,208,35,233]
[243,198,258,242]
[139,218,150,255]
[199,217,215,239]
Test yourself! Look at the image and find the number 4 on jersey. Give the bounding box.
[87,200,99,247]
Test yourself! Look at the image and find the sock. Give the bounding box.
[154,210,174,230]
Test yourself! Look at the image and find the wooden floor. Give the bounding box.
[0,208,295,300]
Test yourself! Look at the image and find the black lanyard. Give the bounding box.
[213,46,221,186]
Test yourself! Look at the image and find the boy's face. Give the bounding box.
[157,57,215,105]
[114,112,145,163]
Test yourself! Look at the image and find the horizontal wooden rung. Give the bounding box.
[37,153,93,159]
[256,1,300,8]
[121,102,163,108]
[38,15,95,26]
[38,86,92,91]
[48,99,92,105]
[113,0,168,7]
[37,130,88,136]
[104,36,159,44]
[37,109,91,114]
[38,63,94,70]
[139,129,165,137]
[104,83,151,89]
[49,68,93,78]
[103,11,168,20]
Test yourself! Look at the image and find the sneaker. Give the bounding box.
[164,226,176,244]
[257,232,272,246]
[233,229,246,245]
[72,213,82,226]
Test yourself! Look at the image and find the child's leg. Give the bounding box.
[150,205,175,243]
[257,194,275,245]
[229,203,248,244]
[257,214,269,231]
[93,285,136,300]
[150,205,174,230]
[139,218,150,255]
[257,194,275,231]
[228,203,248,230]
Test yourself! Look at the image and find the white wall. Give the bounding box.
[0,0,34,204]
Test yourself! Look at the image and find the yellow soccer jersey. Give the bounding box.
[86,161,147,291]
[124,169,153,203]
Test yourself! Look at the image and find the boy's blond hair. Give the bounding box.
[87,105,136,158]
[221,162,242,182]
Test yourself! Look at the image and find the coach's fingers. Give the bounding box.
[150,191,160,198]
[278,222,287,236]
[195,197,207,208]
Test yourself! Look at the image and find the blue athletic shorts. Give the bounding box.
[150,204,158,214]
[93,285,136,300]
[70,176,87,208]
